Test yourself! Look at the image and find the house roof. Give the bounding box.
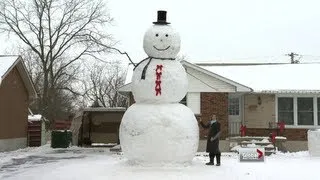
[0,55,37,99]
[197,62,320,93]
[119,60,320,94]
[0,56,18,81]
[118,60,252,93]
[181,60,252,92]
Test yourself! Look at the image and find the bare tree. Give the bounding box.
[83,60,127,108]
[0,0,115,122]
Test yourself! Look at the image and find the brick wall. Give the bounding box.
[246,128,308,141]
[199,92,228,140]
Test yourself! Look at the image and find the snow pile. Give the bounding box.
[307,129,320,156]
[275,136,287,140]
[230,145,241,151]
[1,146,319,180]
[261,138,270,143]
[28,114,42,122]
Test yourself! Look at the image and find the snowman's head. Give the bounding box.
[143,11,181,59]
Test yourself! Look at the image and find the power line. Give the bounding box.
[286,52,300,64]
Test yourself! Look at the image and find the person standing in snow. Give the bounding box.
[199,114,221,166]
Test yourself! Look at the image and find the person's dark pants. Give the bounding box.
[209,152,221,165]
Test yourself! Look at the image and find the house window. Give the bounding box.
[277,97,294,125]
[318,98,320,125]
[228,97,239,115]
[277,96,320,127]
[297,97,314,125]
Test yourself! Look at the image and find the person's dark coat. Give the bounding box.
[200,121,221,154]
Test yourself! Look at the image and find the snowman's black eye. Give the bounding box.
[165,34,168,37]
[155,34,159,37]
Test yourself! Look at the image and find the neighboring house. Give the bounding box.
[119,60,320,152]
[0,55,37,152]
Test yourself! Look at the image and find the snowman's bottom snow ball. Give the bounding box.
[119,103,199,165]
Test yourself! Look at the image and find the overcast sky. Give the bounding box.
[106,0,320,63]
[1,0,320,64]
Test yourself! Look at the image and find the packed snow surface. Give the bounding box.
[28,115,42,122]
[0,145,319,180]
[119,103,199,164]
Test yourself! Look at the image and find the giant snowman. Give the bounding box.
[119,10,199,165]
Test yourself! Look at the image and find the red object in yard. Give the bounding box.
[54,120,71,130]
[28,121,42,147]
[240,125,247,137]
[277,121,285,134]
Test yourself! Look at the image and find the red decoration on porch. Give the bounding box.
[271,131,277,144]
[155,65,163,96]
[240,125,247,137]
[277,121,285,135]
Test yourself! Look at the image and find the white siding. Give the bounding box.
[187,92,200,114]
[41,121,47,145]
[186,67,236,92]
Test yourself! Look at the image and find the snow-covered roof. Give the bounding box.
[119,61,252,93]
[0,55,20,84]
[28,114,43,122]
[198,63,320,93]
[0,55,37,99]
[119,60,320,94]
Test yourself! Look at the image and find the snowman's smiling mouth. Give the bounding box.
[153,45,170,51]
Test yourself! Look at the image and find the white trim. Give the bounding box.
[314,97,318,126]
[186,92,200,114]
[241,95,245,125]
[284,125,320,129]
[293,97,298,126]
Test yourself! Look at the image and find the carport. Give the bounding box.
[70,107,126,147]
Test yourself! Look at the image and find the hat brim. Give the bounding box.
[153,21,170,25]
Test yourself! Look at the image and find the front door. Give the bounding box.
[228,94,242,136]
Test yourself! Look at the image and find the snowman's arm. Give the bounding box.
[199,121,210,129]
[133,57,150,70]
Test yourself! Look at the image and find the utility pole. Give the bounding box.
[286,52,299,64]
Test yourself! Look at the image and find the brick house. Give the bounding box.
[119,60,319,152]
[0,55,37,152]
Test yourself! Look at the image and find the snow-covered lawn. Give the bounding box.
[0,145,319,180]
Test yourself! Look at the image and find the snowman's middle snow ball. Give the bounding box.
[143,25,181,59]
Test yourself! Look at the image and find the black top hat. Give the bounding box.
[153,10,170,25]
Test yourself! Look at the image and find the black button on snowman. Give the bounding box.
[119,11,199,165]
